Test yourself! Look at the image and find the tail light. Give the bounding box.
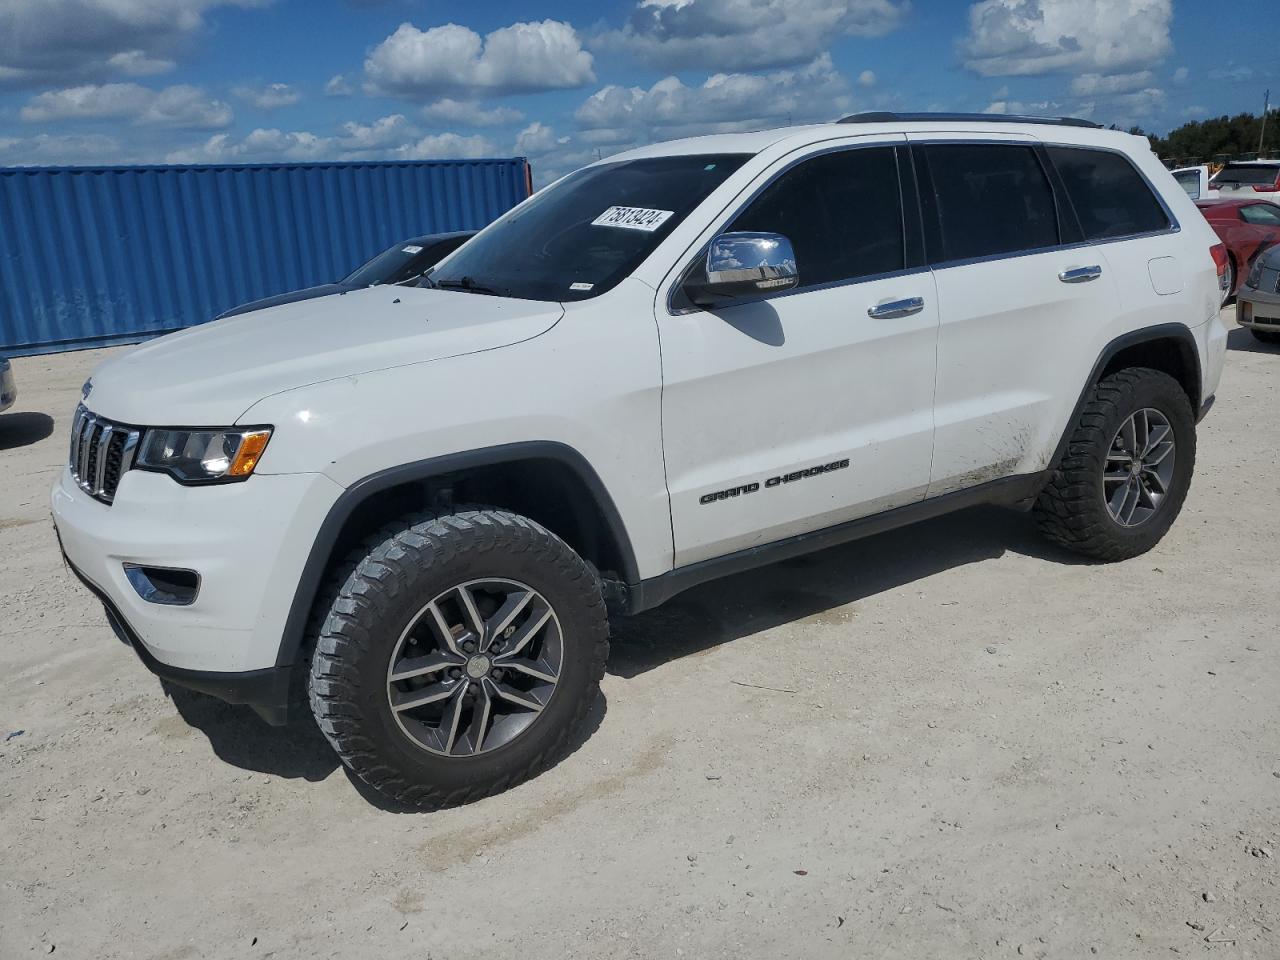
[1253,184,1279,193]
[1210,243,1229,291]
[1210,243,1228,275]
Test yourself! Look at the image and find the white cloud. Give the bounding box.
[21,83,232,129]
[1070,70,1154,96]
[106,50,176,77]
[233,82,300,110]
[595,0,908,71]
[981,99,1055,116]
[0,0,263,88]
[365,20,595,99]
[1208,64,1253,83]
[959,0,1172,78]
[421,98,524,127]
[325,74,353,97]
[0,132,126,166]
[857,70,876,87]
[514,121,564,156]
[394,132,498,160]
[338,113,412,151]
[166,127,333,164]
[1172,66,1188,84]
[575,54,851,141]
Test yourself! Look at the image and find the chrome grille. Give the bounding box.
[69,404,141,504]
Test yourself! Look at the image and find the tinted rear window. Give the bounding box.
[1048,147,1171,240]
[1213,165,1280,186]
[921,143,1059,262]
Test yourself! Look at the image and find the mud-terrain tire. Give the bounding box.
[308,508,608,808]
[1034,368,1195,561]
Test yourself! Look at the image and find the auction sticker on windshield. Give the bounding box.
[591,206,674,231]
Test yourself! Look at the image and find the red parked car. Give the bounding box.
[1195,198,1280,301]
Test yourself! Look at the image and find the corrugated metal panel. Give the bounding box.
[0,157,531,356]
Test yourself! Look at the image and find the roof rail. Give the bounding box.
[837,111,1101,129]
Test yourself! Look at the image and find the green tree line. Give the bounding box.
[1129,110,1279,164]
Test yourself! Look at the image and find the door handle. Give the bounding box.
[867,296,924,319]
[1058,265,1102,283]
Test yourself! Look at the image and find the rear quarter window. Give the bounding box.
[1047,146,1171,240]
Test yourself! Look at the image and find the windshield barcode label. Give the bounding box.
[591,206,674,232]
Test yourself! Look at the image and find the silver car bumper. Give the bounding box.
[1237,288,1280,331]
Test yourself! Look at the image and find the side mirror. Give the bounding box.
[685,232,799,307]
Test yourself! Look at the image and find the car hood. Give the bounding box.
[216,283,350,319]
[85,287,564,426]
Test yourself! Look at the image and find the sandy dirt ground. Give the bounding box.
[1,311,1277,959]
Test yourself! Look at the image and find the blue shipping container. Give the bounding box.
[0,157,531,356]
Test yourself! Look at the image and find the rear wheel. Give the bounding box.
[1034,368,1195,561]
[308,508,608,808]
[1251,328,1280,344]
[1221,257,1235,305]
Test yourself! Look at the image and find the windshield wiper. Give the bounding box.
[432,276,501,296]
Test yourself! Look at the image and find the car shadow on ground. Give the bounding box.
[162,503,1066,807]
[166,678,338,782]
[609,504,1077,678]
[1226,325,1279,354]
[0,412,55,451]
[165,672,607,813]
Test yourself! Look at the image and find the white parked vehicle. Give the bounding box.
[1210,161,1280,200]
[53,113,1228,807]
[1171,164,1219,200]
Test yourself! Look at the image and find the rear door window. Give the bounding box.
[1046,146,1171,240]
[918,143,1059,262]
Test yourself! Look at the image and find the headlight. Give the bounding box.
[136,427,272,484]
[1246,258,1263,289]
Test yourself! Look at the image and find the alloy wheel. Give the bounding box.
[1103,407,1176,527]
[386,578,563,757]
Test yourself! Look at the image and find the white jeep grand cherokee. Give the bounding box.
[53,113,1228,807]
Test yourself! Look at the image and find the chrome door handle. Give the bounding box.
[867,296,924,319]
[1058,265,1102,283]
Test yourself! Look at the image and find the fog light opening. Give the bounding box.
[123,564,200,606]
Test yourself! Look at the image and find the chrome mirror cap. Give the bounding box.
[705,232,799,294]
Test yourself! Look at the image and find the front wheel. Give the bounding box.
[308,509,608,808]
[1034,368,1195,561]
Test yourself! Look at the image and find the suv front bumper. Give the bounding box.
[52,465,345,722]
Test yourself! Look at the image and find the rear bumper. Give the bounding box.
[62,550,293,725]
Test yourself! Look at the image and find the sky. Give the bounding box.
[0,0,1273,184]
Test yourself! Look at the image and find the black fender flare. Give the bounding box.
[1047,322,1203,474]
[274,441,640,668]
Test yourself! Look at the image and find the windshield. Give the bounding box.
[427,154,750,302]
[343,236,468,287]
[1212,165,1280,186]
